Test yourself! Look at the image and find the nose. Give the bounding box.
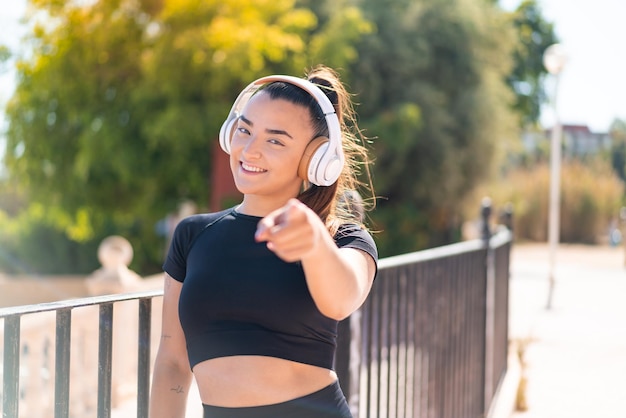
[241,134,262,159]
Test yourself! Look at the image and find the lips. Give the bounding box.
[241,162,267,173]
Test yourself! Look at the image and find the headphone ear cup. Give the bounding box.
[298,137,329,184]
[219,116,238,154]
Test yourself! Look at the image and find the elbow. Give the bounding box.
[323,307,353,322]
[317,294,364,321]
[154,347,192,377]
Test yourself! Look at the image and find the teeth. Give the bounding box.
[242,162,266,173]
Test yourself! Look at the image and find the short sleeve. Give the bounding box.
[163,217,196,282]
[163,209,234,282]
[334,224,378,277]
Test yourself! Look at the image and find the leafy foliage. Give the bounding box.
[505,0,559,127]
[0,45,11,73]
[350,0,518,256]
[479,161,623,244]
[610,118,626,182]
[1,0,560,273]
[3,0,371,273]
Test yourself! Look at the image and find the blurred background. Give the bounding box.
[1,0,625,277]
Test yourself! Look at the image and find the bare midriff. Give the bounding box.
[193,356,337,407]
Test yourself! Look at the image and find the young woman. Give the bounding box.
[149,65,377,418]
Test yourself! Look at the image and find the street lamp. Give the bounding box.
[543,43,568,310]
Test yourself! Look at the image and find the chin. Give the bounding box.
[232,180,256,195]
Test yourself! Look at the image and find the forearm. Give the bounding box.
[149,359,193,418]
[255,199,375,319]
[301,234,372,320]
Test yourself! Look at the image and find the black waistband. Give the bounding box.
[202,380,352,418]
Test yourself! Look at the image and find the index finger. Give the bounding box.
[255,206,289,242]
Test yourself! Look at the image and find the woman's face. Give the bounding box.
[229,91,315,202]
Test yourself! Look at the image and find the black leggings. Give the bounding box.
[202,381,352,418]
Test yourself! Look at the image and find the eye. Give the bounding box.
[268,138,284,146]
[236,126,250,135]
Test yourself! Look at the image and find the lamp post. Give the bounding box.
[543,43,567,310]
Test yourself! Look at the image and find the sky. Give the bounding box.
[1,0,625,134]
[501,0,626,132]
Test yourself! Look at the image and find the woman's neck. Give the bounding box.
[236,196,295,217]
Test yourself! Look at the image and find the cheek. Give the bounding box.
[283,148,307,176]
[228,147,242,173]
[228,135,250,164]
[229,152,238,169]
[228,133,244,154]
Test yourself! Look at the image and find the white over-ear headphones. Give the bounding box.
[218,75,344,187]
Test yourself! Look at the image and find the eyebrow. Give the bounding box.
[239,115,293,139]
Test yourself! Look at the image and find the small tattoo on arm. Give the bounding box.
[170,385,184,394]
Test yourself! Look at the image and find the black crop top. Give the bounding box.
[163,207,378,370]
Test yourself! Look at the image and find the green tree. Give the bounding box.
[0,44,10,73]
[350,0,518,256]
[610,118,626,182]
[2,0,371,273]
[504,0,559,127]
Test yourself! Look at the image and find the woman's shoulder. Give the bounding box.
[175,207,234,237]
[333,222,378,260]
[333,222,373,237]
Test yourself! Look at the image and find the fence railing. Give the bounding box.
[1,207,512,418]
[1,291,162,418]
[335,205,512,418]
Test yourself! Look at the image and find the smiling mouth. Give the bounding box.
[241,162,267,173]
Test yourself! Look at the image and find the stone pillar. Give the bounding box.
[86,235,141,295]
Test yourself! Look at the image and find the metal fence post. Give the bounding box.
[336,318,352,401]
[481,197,496,411]
[3,315,21,418]
[481,197,492,243]
[55,308,72,418]
[137,298,152,418]
[501,202,514,233]
[97,303,114,418]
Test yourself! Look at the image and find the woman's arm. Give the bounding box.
[149,273,193,418]
[302,243,375,321]
[255,199,376,320]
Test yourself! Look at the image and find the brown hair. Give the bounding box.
[262,65,375,234]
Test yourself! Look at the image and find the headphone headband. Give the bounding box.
[218,75,344,186]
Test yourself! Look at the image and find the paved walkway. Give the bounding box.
[508,243,626,418]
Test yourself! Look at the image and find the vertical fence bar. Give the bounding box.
[97,303,114,418]
[373,277,384,418]
[387,270,398,418]
[493,238,512,397]
[55,308,72,418]
[347,309,362,416]
[482,198,495,411]
[3,315,21,418]
[137,298,152,418]
[379,271,390,417]
[336,317,352,402]
[404,269,415,418]
[360,290,373,418]
[396,273,408,418]
[412,266,421,418]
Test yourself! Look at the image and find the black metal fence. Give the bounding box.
[335,206,512,418]
[1,291,161,418]
[1,207,512,418]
